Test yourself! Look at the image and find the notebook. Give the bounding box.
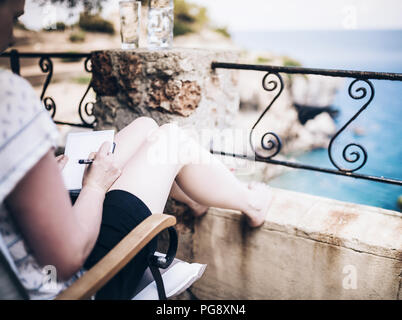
[62,130,115,191]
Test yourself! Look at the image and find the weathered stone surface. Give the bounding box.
[91,51,118,96]
[118,54,143,90]
[92,48,239,132]
[188,188,402,300]
[92,96,118,127]
[158,198,197,263]
[146,78,201,116]
[172,81,202,116]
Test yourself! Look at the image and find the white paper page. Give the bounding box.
[62,130,115,190]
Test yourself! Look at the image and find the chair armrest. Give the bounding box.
[55,214,176,300]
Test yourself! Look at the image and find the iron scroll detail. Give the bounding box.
[78,56,96,127]
[39,56,56,118]
[1,51,96,128]
[328,78,374,173]
[210,61,401,186]
[249,72,284,159]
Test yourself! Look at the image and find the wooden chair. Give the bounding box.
[0,214,177,300]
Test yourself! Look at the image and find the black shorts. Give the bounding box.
[84,190,157,300]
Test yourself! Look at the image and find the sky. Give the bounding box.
[20,0,402,32]
[188,0,402,31]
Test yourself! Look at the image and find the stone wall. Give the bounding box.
[91,48,239,134]
[189,188,402,300]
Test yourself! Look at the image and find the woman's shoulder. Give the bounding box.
[0,68,52,143]
[0,68,59,202]
[0,69,43,116]
[0,68,35,94]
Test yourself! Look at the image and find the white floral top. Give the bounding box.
[0,69,82,300]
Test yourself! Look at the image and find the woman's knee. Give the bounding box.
[150,123,189,146]
[159,122,180,133]
[114,117,160,167]
[147,122,205,165]
[120,116,159,139]
[132,116,159,134]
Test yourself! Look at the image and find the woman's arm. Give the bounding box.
[5,143,120,281]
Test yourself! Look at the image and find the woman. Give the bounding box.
[0,0,272,299]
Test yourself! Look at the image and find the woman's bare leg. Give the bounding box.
[113,117,210,215]
[113,116,160,169]
[169,181,209,217]
[110,123,272,227]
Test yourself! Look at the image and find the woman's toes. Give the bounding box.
[245,182,273,228]
[189,202,209,217]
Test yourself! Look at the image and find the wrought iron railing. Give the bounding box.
[210,62,402,186]
[0,49,95,128]
[1,50,401,186]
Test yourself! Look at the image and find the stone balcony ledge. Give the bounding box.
[188,187,402,300]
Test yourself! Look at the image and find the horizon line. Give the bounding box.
[229,27,402,33]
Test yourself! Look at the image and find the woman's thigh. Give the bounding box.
[113,117,159,169]
[110,123,187,214]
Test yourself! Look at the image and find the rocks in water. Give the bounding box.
[294,103,339,125]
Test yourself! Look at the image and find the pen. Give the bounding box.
[78,159,94,164]
[78,142,116,165]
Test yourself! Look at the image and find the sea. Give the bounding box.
[232,30,402,211]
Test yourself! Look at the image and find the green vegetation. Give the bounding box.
[61,51,82,63]
[35,0,216,39]
[214,27,231,39]
[55,22,66,31]
[14,20,28,31]
[174,22,194,37]
[78,13,115,34]
[174,0,209,36]
[42,21,67,32]
[281,56,305,82]
[398,195,402,212]
[282,56,302,67]
[256,56,272,64]
[69,30,86,43]
[35,0,107,14]
[72,75,92,84]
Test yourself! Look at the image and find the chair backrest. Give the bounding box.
[0,249,28,300]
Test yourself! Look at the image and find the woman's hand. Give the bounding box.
[55,154,69,171]
[81,142,122,194]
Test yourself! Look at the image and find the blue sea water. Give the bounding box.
[232,30,402,211]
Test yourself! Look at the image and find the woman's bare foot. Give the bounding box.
[243,181,273,228]
[188,201,209,217]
